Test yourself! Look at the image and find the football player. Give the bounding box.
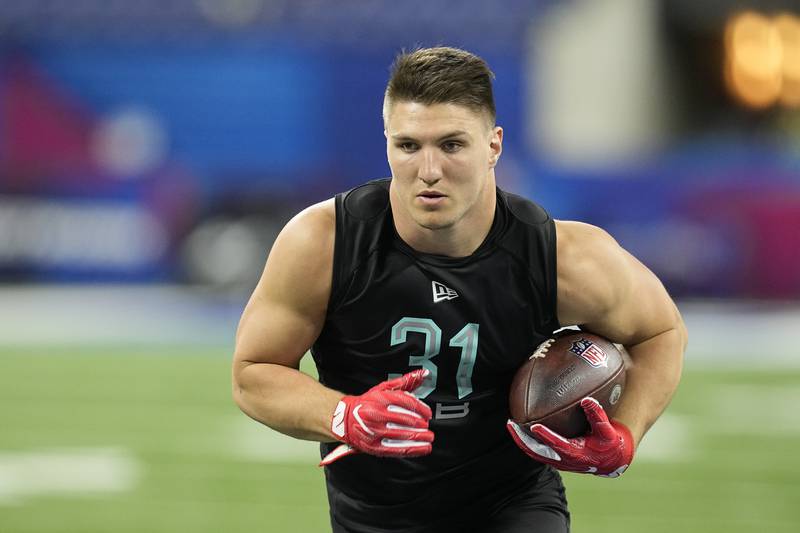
[233,47,687,532]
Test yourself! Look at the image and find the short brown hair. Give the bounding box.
[383,46,496,125]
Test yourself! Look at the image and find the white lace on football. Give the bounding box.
[530,338,555,359]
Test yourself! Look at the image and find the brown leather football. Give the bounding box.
[509,331,627,438]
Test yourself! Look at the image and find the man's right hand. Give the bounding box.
[320,369,434,465]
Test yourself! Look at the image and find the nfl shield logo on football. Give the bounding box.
[569,339,609,368]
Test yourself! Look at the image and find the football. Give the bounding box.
[509,331,627,438]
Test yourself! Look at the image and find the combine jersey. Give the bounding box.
[312,178,563,532]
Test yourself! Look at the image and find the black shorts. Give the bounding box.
[482,466,570,533]
[329,466,570,533]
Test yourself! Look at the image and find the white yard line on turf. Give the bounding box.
[0,284,242,347]
[705,384,800,435]
[0,447,140,505]
[633,413,694,463]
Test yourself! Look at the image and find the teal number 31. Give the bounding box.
[390,317,479,400]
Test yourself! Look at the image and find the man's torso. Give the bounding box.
[312,179,560,531]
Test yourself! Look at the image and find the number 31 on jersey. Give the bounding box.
[389,317,479,400]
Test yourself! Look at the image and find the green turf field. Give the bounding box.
[1,347,798,532]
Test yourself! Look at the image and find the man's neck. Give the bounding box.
[391,183,497,258]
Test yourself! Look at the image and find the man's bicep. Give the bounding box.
[234,201,334,369]
[588,248,679,343]
[235,293,322,369]
[556,221,677,344]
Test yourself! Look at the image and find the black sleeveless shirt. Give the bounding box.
[312,178,560,532]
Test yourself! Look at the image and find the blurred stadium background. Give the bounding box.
[1,0,799,531]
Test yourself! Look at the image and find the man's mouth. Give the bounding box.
[417,191,447,206]
[418,190,446,198]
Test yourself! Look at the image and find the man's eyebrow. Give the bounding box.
[390,130,470,142]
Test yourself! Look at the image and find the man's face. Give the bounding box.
[385,101,502,231]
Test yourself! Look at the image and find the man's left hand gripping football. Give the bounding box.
[320,369,434,466]
[506,397,634,478]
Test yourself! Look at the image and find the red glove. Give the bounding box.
[506,397,634,478]
[320,369,434,466]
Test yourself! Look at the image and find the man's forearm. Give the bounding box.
[232,361,343,442]
[614,325,686,448]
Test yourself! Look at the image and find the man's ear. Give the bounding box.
[489,126,503,168]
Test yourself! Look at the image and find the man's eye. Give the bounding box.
[398,142,418,152]
[442,141,462,153]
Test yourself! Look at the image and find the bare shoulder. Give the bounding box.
[234,198,335,367]
[555,220,626,308]
[272,199,335,271]
[261,198,335,304]
[280,198,335,249]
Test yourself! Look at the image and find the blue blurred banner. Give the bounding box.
[0,0,798,298]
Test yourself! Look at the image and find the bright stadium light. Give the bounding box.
[724,11,783,109]
[724,10,800,110]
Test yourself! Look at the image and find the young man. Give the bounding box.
[233,47,686,532]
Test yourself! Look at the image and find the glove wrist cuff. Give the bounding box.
[330,398,351,441]
[610,419,635,463]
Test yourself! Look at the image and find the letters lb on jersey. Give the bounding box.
[569,338,609,368]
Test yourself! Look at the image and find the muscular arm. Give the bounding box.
[232,199,342,442]
[555,221,687,448]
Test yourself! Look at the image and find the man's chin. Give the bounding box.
[414,214,456,231]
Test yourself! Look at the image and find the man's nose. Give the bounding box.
[418,148,443,184]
